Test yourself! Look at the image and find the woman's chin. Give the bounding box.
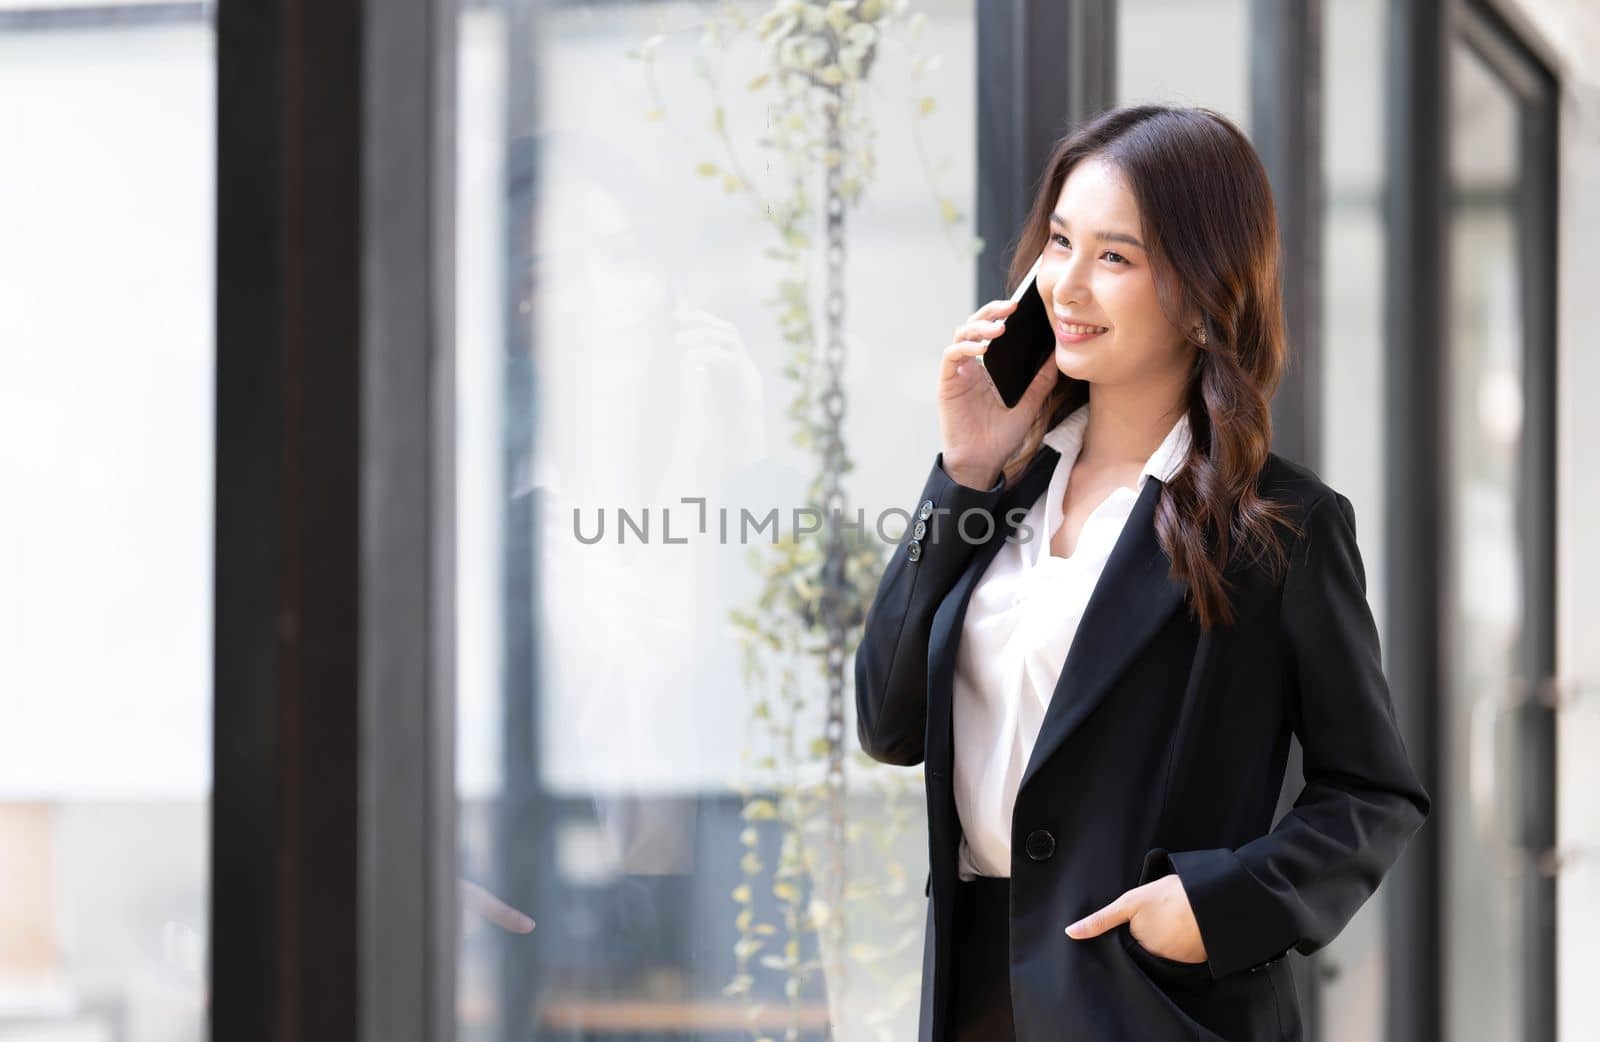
[1053,343,1094,381]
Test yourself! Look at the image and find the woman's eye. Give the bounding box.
[1050,233,1127,265]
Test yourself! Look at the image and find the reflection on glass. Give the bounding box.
[0,10,214,1042]
[1315,1,1392,1038]
[1443,39,1528,1042]
[456,2,977,1038]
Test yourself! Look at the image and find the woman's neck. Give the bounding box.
[1079,386,1186,470]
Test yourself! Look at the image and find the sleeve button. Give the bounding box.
[918,499,934,521]
[907,540,923,562]
[913,520,927,540]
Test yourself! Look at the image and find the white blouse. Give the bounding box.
[953,401,1192,880]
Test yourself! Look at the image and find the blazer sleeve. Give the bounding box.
[854,452,1007,766]
[1164,490,1431,979]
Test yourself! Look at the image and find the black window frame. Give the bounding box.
[212,0,458,1036]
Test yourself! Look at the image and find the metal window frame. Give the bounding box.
[1383,2,1560,1040]
[0,2,207,31]
[1456,7,1562,1041]
[975,0,1107,305]
[1448,6,1560,1042]
[1382,1,1449,1038]
[211,0,458,1037]
[1248,4,1326,1032]
[1253,0,1323,469]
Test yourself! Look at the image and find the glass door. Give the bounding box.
[1442,14,1557,1042]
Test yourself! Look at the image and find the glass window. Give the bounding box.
[1442,38,1531,1042]
[454,1,979,1037]
[0,6,213,1041]
[1315,1,1393,1037]
[1117,0,1251,130]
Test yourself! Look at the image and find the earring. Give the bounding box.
[1194,325,1208,346]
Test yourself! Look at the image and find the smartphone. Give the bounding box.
[977,251,1054,409]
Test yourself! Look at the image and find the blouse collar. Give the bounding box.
[1039,400,1192,487]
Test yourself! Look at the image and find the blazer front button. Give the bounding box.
[1024,829,1055,861]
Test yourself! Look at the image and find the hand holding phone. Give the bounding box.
[976,253,1058,408]
[937,252,1060,489]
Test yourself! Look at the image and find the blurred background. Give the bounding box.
[2,0,1598,1040]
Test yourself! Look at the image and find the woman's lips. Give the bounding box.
[1055,321,1108,343]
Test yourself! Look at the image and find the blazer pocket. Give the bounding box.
[1118,923,1213,987]
[1137,845,1176,886]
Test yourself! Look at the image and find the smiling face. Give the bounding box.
[1036,157,1198,387]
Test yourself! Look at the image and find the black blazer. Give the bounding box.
[854,446,1430,1042]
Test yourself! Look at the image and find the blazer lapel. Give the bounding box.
[1019,474,1188,794]
[924,447,1060,767]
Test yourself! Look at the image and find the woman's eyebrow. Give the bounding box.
[1049,212,1144,250]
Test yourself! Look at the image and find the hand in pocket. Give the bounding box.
[1064,873,1207,964]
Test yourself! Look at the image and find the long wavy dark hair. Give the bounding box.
[998,104,1302,630]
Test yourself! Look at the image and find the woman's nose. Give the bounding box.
[1050,256,1091,308]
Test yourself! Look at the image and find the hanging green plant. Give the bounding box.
[628,3,981,1038]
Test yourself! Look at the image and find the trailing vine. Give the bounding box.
[627,3,981,1038]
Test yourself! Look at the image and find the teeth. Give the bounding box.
[1060,323,1107,335]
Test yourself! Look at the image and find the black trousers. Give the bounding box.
[950,875,1017,1042]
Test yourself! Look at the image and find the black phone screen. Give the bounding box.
[978,268,1055,409]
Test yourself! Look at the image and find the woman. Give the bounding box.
[853,105,1429,1042]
